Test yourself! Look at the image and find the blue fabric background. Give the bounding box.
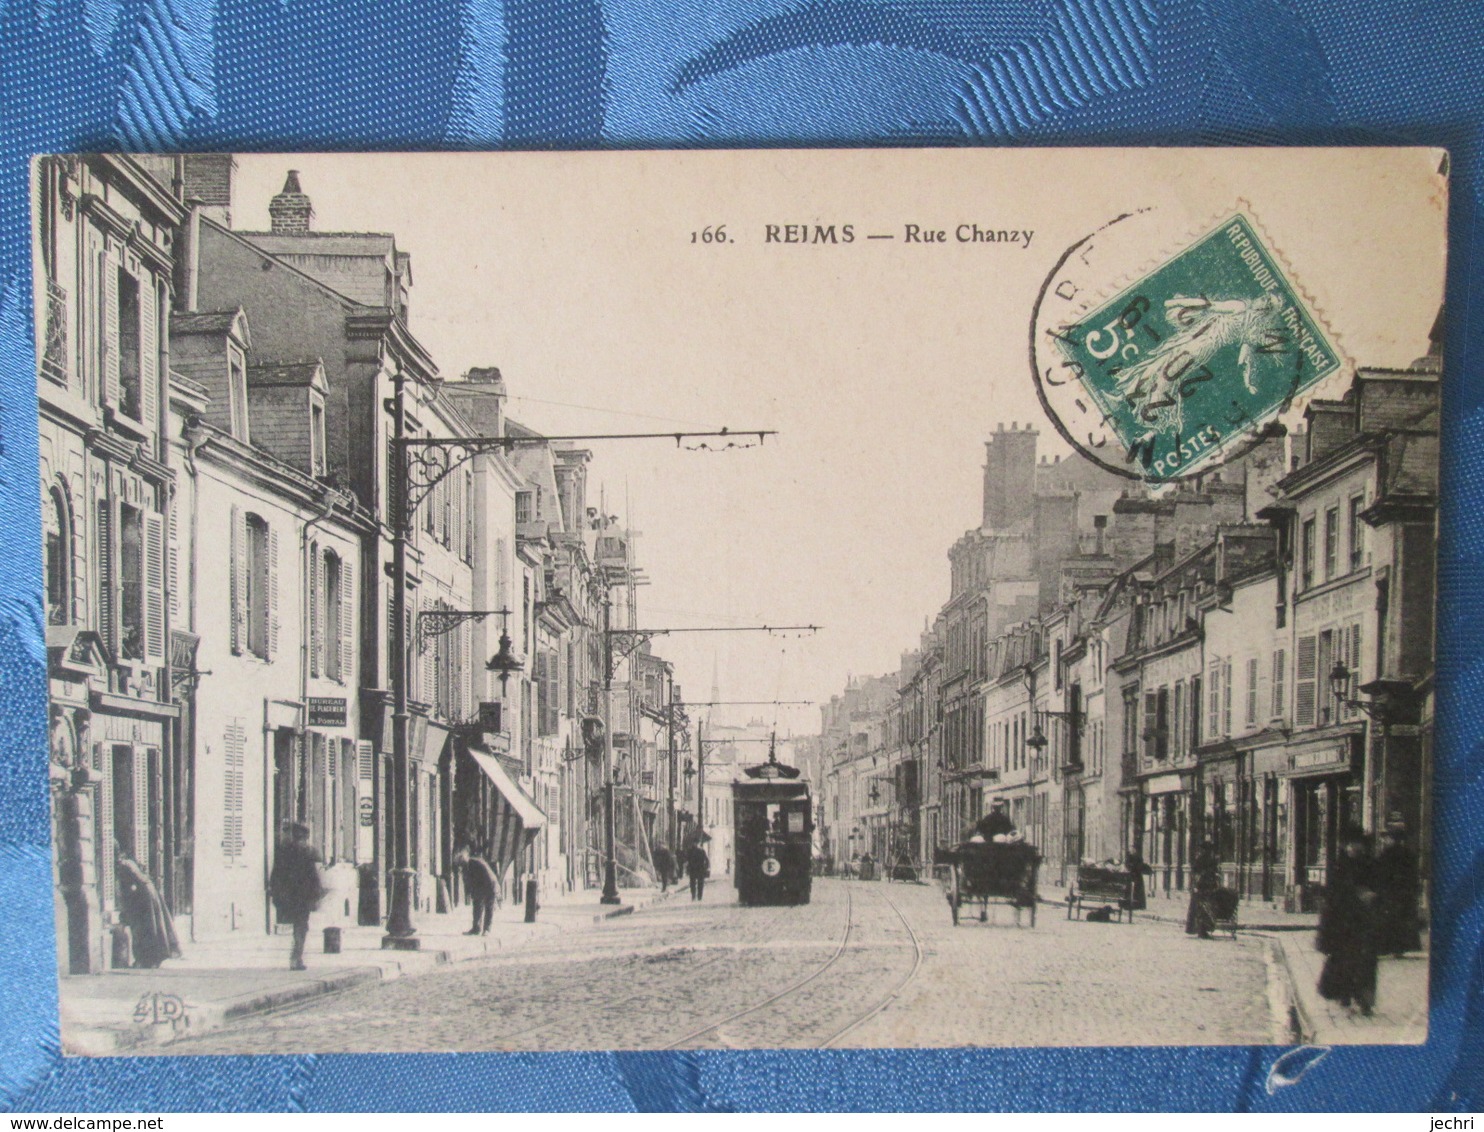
[0,0,1480,1112]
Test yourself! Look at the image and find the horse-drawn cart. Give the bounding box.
[934,840,1041,927]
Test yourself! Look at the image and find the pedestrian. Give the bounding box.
[269,821,325,971]
[653,843,675,893]
[1317,825,1380,1015]
[974,803,1015,841]
[1124,848,1151,911]
[115,850,180,969]
[1374,819,1422,957]
[455,846,499,935]
[1185,838,1219,939]
[686,838,710,901]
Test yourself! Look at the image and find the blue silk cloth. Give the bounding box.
[1,0,1482,1111]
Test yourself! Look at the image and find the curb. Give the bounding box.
[1255,931,1317,1044]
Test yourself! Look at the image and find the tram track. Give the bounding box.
[819,881,924,1048]
[662,884,856,1050]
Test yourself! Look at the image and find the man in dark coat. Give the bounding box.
[456,847,499,935]
[652,843,675,893]
[1124,849,1152,911]
[269,822,325,971]
[1185,839,1220,938]
[974,803,1015,842]
[685,839,711,901]
[115,852,180,968]
[1374,821,1422,957]
[1318,826,1380,1014]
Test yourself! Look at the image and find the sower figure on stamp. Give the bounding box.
[686,837,711,902]
[1318,825,1380,1015]
[652,842,675,893]
[269,821,325,971]
[455,846,499,935]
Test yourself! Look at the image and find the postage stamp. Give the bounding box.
[1035,211,1344,482]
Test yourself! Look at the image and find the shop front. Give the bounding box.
[1282,728,1363,912]
[1140,771,1192,898]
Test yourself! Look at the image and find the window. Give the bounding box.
[1349,495,1365,572]
[45,487,72,626]
[311,402,325,477]
[1154,687,1170,760]
[228,347,249,442]
[1122,688,1139,757]
[1295,635,1318,726]
[119,503,144,661]
[1324,506,1339,580]
[1317,629,1335,724]
[515,490,533,525]
[232,511,274,660]
[1300,517,1316,589]
[1172,682,1184,758]
[116,268,141,421]
[1245,657,1259,727]
[324,550,345,681]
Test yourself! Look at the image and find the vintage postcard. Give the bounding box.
[34,148,1443,1054]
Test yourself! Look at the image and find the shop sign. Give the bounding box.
[358,796,374,827]
[308,696,348,727]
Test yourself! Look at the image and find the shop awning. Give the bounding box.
[468,744,546,866]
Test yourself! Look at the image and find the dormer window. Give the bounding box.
[228,345,249,442]
[311,401,326,477]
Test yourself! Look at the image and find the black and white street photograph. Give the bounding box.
[35,148,1443,1054]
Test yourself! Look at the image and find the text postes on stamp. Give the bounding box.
[1035,212,1343,482]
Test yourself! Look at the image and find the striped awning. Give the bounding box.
[467,747,545,868]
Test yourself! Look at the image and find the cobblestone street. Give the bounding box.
[169,879,1284,1054]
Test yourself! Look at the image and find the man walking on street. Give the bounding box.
[269,822,325,971]
[456,847,499,935]
[653,843,675,893]
[686,838,711,901]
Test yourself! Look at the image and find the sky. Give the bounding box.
[230,149,1447,736]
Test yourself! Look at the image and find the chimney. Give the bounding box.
[180,154,236,227]
[269,170,314,234]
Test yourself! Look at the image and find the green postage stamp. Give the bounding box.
[1050,213,1342,482]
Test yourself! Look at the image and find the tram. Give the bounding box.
[732,741,813,906]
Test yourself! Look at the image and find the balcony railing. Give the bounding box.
[40,279,68,387]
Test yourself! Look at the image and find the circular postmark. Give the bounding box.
[1030,207,1343,484]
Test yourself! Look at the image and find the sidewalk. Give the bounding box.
[61,885,674,1054]
[1265,930,1428,1045]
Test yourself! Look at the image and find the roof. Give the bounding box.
[247,360,325,387]
[171,309,246,336]
[237,231,397,259]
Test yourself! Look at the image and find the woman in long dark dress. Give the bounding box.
[1317,827,1379,1015]
[1185,840,1219,938]
[1373,822,1422,957]
[116,854,181,968]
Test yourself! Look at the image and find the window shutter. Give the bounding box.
[102,249,120,408]
[1142,691,1157,757]
[167,505,179,621]
[308,543,320,678]
[142,510,166,666]
[1271,649,1286,720]
[267,524,280,661]
[339,554,354,685]
[1295,635,1318,726]
[223,719,245,863]
[229,507,246,654]
[421,598,436,703]
[96,501,114,653]
[357,740,375,782]
[1207,663,1221,739]
[138,276,158,440]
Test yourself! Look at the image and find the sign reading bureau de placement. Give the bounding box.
[307,697,348,728]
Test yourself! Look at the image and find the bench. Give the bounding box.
[1067,865,1136,923]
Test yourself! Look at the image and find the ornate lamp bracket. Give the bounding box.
[416,607,513,655]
